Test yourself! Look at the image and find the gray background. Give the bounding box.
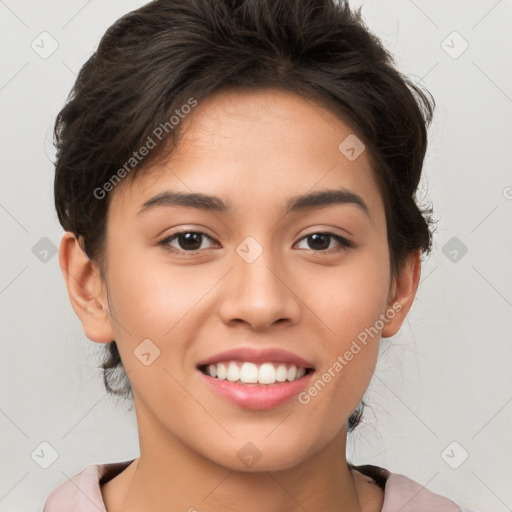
[1,0,511,510]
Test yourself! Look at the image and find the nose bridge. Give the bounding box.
[218,236,301,329]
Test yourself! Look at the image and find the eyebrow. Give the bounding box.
[137,188,370,217]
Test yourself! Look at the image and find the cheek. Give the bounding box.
[107,249,203,338]
[299,248,390,410]
[104,248,228,387]
[307,246,391,340]
[104,251,204,411]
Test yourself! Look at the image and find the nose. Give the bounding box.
[217,244,302,331]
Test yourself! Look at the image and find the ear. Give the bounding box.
[58,232,115,343]
[381,249,421,338]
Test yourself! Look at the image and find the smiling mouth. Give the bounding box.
[198,361,314,385]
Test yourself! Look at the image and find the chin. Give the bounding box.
[203,439,317,474]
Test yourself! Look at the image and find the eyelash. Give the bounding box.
[158,230,353,256]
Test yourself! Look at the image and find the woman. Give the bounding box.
[44,0,473,510]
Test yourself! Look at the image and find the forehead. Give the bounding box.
[110,87,384,222]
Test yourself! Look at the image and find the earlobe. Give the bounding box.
[58,232,115,343]
[381,250,421,338]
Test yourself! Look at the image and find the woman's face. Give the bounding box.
[99,87,404,471]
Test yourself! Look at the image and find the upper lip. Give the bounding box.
[196,347,315,369]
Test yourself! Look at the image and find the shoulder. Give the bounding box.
[43,460,134,512]
[351,463,467,512]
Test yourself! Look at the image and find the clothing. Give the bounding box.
[43,459,467,512]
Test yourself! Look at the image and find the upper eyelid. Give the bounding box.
[161,230,217,242]
[159,230,219,251]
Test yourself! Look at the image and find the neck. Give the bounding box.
[104,402,377,512]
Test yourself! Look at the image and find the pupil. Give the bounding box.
[309,233,329,250]
[179,233,202,250]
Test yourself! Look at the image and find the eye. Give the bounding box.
[158,230,353,255]
[159,231,218,253]
[294,232,352,253]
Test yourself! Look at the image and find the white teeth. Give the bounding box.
[227,361,239,381]
[286,365,297,381]
[275,364,288,382]
[203,361,310,384]
[216,362,227,380]
[258,363,276,384]
[240,362,259,383]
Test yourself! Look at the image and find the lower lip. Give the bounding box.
[199,370,314,410]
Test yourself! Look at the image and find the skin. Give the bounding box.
[59,87,421,512]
